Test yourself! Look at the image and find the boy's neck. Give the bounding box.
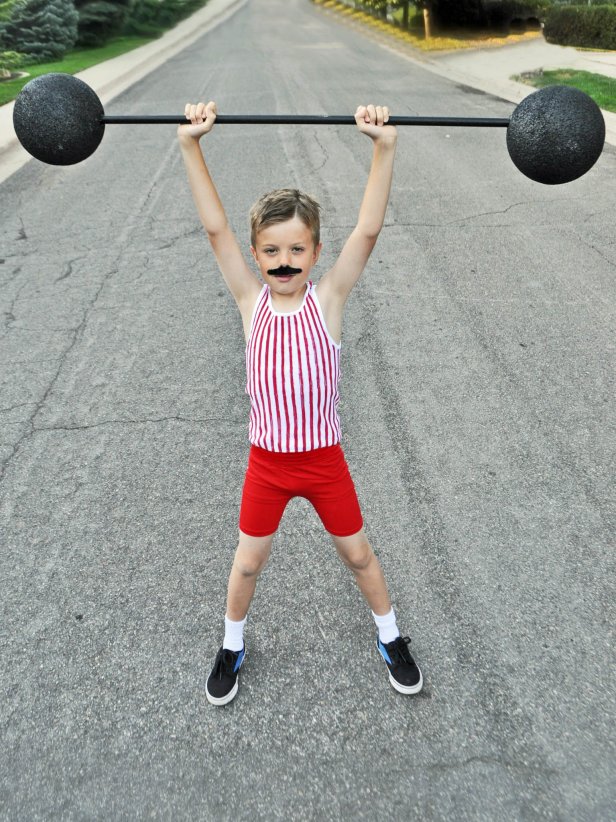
[269,281,308,311]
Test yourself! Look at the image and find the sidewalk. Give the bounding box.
[436,37,616,84]
[1,4,615,183]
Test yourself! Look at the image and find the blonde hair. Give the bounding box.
[249,188,321,248]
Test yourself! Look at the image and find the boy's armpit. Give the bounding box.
[321,229,378,303]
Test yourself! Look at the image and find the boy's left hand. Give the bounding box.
[355,104,397,142]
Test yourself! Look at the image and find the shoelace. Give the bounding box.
[214,649,239,679]
[387,636,415,667]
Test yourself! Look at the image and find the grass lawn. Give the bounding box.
[0,36,159,106]
[515,69,616,113]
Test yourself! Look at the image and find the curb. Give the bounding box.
[0,0,248,184]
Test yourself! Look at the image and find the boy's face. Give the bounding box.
[251,216,322,295]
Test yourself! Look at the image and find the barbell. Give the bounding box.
[13,72,606,185]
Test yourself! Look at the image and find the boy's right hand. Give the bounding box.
[177,101,217,141]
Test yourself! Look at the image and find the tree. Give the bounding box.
[74,0,133,47]
[410,1,436,37]
[390,0,412,28]
[0,0,19,21]
[0,0,79,62]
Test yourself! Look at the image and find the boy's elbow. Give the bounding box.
[206,221,230,240]
[356,225,381,243]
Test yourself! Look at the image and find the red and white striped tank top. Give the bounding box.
[245,280,342,452]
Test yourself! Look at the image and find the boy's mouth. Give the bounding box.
[268,266,302,278]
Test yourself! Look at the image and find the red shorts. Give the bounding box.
[239,443,364,538]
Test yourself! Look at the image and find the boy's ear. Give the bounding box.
[313,242,323,264]
[250,245,257,262]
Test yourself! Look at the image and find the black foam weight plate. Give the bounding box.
[13,72,105,166]
[507,85,605,185]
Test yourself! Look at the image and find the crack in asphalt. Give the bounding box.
[311,131,330,172]
[0,267,116,484]
[0,264,23,291]
[57,255,89,283]
[151,224,203,252]
[33,416,241,431]
[0,124,208,487]
[575,235,616,270]
[1,276,29,335]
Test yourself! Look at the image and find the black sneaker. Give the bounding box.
[206,644,246,705]
[377,635,423,694]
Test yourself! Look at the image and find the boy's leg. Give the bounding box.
[331,528,423,695]
[206,529,275,706]
[331,528,391,614]
[226,529,275,620]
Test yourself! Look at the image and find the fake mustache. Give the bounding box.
[268,265,302,277]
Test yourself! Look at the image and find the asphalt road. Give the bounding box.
[1,0,614,818]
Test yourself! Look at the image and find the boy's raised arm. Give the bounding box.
[177,102,259,308]
[320,104,397,305]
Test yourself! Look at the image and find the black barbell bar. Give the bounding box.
[13,72,606,185]
[102,113,511,127]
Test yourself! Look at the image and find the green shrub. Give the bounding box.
[544,5,616,49]
[74,0,132,47]
[124,0,207,37]
[0,0,78,63]
[0,48,27,72]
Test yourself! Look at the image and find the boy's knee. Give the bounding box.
[347,548,373,573]
[335,536,373,572]
[233,541,272,577]
[235,555,265,577]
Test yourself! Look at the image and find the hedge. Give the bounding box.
[75,0,132,47]
[544,5,616,49]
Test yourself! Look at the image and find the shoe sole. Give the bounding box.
[388,668,423,694]
[205,650,246,706]
[206,679,239,706]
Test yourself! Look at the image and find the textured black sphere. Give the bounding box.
[507,85,605,185]
[13,73,105,165]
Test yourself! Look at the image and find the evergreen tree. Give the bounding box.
[74,0,133,47]
[0,0,19,22]
[0,0,79,62]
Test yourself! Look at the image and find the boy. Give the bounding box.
[178,101,423,705]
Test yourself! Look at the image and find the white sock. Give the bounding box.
[372,607,400,644]
[223,614,246,652]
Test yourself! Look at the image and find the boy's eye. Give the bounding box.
[293,247,304,252]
